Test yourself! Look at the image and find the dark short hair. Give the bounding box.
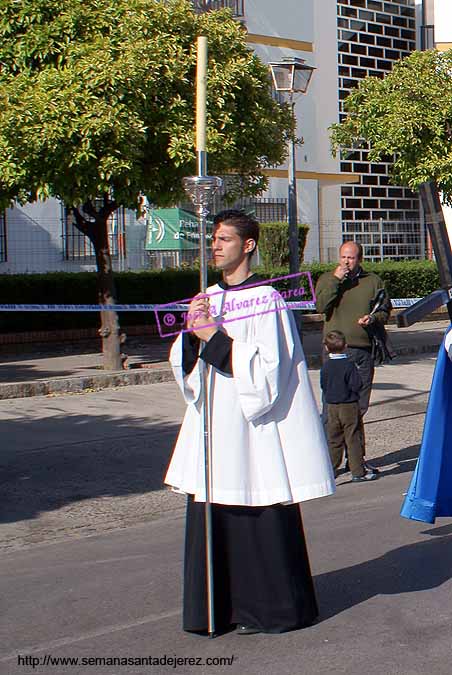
[340,240,363,261]
[324,330,346,353]
[213,209,259,256]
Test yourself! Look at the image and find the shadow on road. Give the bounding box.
[369,444,420,477]
[315,534,452,621]
[0,363,76,383]
[422,523,452,537]
[0,412,178,525]
[371,381,410,391]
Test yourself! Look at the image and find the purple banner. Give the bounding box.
[154,271,315,338]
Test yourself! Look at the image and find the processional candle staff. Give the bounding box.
[182,35,222,638]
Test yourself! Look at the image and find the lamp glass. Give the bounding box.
[270,63,293,92]
[293,67,314,93]
[269,59,315,94]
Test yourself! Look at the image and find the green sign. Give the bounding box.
[145,208,212,251]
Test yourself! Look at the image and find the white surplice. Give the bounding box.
[165,283,336,506]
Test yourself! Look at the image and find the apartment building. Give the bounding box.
[244,0,425,264]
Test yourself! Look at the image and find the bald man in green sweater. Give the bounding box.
[316,241,391,464]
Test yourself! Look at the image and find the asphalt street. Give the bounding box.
[1,354,452,675]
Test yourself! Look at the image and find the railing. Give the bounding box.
[191,0,244,17]
[319,219,428,263]
[180,196,288,224]
[343,220,425,262]
[238,197,288,224]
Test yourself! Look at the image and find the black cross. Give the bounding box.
[396,181,452,327]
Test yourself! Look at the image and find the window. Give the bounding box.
[337,0,420,242]
[0,211,6,262]
[62,203,126,260]
[191,0,244,17]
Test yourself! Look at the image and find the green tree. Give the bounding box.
[0,0,293,368]
[330,49,452,203]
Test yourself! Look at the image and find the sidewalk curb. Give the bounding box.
[0,367,174,400]
[0,342,442,400]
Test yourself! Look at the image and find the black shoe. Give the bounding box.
[236,625,261,635]
[352,471,378,483]
[364,461,380,474]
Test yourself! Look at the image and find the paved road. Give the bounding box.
[0,355,431,552]
[0,384,186,552]
[2,354,452,674]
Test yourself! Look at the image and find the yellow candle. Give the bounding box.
[196,36,208,152]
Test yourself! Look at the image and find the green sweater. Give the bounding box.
[315,269,391,348]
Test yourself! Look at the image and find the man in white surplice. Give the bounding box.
[165,210,335,635]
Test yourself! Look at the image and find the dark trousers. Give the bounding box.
[346,346,375,417]
[347,347,374,454]
[326,401,365,478]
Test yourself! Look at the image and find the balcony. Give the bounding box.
[191,1,244,18]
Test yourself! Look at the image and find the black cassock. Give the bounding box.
[184,496,319,634]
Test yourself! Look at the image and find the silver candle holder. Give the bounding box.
[182,174,223,293]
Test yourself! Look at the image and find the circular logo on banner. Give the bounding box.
[151,215,165,244]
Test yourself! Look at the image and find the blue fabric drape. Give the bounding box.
[401,326,452,523]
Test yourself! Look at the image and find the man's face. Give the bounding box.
[339,243,361,274]
[212,223,254,272]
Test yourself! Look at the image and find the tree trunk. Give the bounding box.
[93,221,123,371]
[72,200,124,371]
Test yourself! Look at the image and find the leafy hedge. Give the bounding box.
[0,270,218,333]
[258,223,309,267]
[299,260,440,298]
[0,260,441,333]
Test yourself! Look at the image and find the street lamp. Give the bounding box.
[269,58,315,283]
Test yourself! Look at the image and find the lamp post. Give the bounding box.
[268,58,315,285]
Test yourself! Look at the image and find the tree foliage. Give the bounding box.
[0,0,293,210]
[330,49,452,204]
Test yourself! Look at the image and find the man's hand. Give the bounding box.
[358,314,374,326]
[333,264,349,281]
[186,294,217,342]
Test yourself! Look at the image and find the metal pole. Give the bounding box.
[185,35,220,638]
[379,218,384,262]
[195,161,214,640]
[182,172,222,639]
[287,98,303,340]
[287,98,299,287]
[420,0,426,50]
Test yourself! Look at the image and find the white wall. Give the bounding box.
[245,0,313,43]
[0,199,95,274]
[433,0,451,43]
[247,0,340,174]
[0,199,147,274]
[250,0,343,262]
[312,0,341,175]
